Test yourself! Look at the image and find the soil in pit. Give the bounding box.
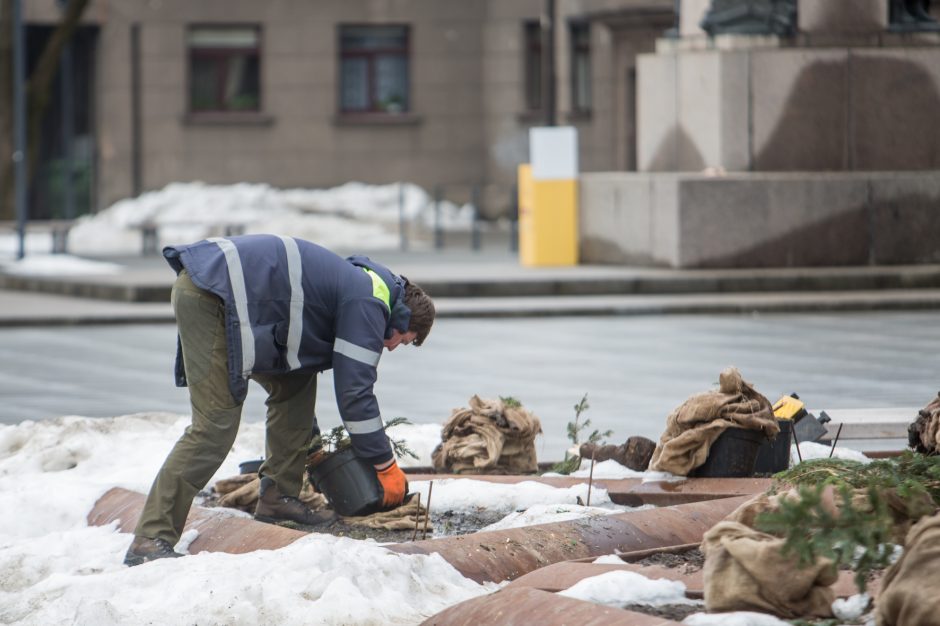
[197,490,504,543]
[621,548,706,622]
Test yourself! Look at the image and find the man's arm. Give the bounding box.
[332,297,394,465]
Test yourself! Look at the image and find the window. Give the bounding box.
[339,25,410,114]
[188,26,261,113]
[524,21,541,111]
[569,22,591,113]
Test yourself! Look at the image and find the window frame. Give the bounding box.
[568,20,592,114]
[337,23,411,116]
[523,20,542,112]
[186,23,263,115]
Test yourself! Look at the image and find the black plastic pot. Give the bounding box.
[307,447,384,517]
[239,458,264,475]
[690,426,766,478]
[753,419,792,474]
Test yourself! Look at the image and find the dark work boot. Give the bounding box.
[123,536,184,566]
[254,476,337,527]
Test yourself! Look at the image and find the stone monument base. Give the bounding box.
[579,171,940,268]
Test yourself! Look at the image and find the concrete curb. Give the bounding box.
[4,288,940,327]
[5,263,940,302]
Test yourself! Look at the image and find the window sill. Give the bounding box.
[183,112,275,126]
[333,112,424,126]
[516,110,548,124]
[566,110,593,122]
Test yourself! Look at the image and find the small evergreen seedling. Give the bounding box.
[548,393,614,475]
[309,417,418,461]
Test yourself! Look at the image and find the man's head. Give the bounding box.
[402,279,434,347]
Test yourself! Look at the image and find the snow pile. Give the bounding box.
[0,412,643,625]
[46,181,474,258]
[0,530,493,625]
[558,569,698,608]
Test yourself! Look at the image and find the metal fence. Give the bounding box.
[395,181,519,253]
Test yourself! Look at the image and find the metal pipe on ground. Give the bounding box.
[89,488,751,583]
[420,586,681,626]
[387,495,752,583]
[88,487,307,554]
[405,474,771,507]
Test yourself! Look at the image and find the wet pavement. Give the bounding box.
[1,311,934,458]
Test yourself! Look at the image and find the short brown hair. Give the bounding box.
[404,280,435,346]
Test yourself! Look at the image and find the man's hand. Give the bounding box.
[375,459,408,508]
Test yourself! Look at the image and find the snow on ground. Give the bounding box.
[792,441,872,464]
[385,422,441,468]
[0,253,123,276]
[0,412,638,625]
[683,612,791,626]
[0,181,476,264]
[832,593,871,621]
[409,478,617,517]
[568,458,645,478]
[480,503,624,532]
[557,569,699,608]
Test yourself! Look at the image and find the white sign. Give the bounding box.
[530,126,578,180]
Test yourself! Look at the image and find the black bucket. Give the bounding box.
[690,426,766,478]
[239,458,264,475]
[307,447,384,517]
[754,419,792,475]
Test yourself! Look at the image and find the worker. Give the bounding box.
[124,234,436,566]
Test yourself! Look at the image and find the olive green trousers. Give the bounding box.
[135,270,318,545]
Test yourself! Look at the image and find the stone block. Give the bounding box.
[677,52,721,170]
[650,175,681,265]
[798,0,887,33]
[677,175,871,267]
[750,49,849,171]
[850,48,940,171]
[718,51,749,170]
[579,174,654,264]
[680,0,712,37]
[868,173,940,264]
[637,53,677,171]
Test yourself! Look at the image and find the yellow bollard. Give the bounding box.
[518,127,579,266]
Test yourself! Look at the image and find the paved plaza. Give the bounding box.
[2,311,935,458]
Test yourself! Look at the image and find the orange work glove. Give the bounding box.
[376,460,408,508]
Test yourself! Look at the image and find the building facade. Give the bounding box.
[24,0,673,217]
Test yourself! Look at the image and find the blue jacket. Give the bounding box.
[164,235,411,464]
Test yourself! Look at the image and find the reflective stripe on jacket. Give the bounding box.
[164,234,406,464]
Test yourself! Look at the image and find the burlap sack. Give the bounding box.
[649,367,779,476]
[876,511,940,626]
[702,520,837,618]
[727,485,936,544]
[342,496,428,530]
[215,474,327,512]
[432,395,542,474]
[909,392,940,454]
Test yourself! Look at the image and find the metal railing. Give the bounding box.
[395,181,519,253]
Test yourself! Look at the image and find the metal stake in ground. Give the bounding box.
[828,423,844,459]
[411,492,422,542]
[792,422,803,463]
[422,480,434,540]
[586,447,596,507]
